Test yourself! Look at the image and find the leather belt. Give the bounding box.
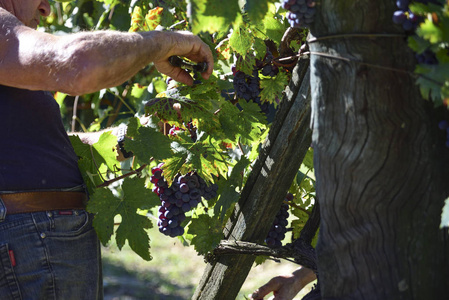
[0,191,87,215]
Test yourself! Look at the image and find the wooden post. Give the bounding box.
[192,58,313,300]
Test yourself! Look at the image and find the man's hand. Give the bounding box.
[249,267,316,300]
[152,31,214,86]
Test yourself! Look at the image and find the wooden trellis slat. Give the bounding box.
[192,58,313,300]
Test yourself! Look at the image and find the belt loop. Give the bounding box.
[0,196,7,222]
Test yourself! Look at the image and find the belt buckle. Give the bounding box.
[0,196,7,222]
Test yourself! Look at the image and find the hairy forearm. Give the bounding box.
[0,8,213,95]
[2,27,167,94]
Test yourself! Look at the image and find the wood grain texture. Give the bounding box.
[309,1,449,299]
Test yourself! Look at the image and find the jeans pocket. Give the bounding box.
[45,210,92,238]
[0,244,21,300]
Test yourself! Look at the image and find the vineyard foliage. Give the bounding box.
[39,0,449,260]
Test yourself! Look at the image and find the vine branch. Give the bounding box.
[96,164,147,188]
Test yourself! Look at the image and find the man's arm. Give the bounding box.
[0,8,214,95]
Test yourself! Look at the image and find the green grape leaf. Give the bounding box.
[407,35,432,54]
[441,197,449,228]
[130,83,147,99]
[162,146,189,181]
[95,0,121,6]
[115,213,153,261]
[245,0,276,25]
[254,255,269,266]
[253,37,268,60]
[145,7,163,31]
[87,187,117,246]
[144,97,187,122]
[189,0,240,35]
[415,62,449,104]
[70,135,98,161]
[160,135,228,184]
[94,132,120,171]
[296,170,307,186]
[125,117,172,164]
[291,209,311,240]
[302,147,314,171]
[54,92,68,108]
[214,156,249,219]
[189,214,223,255]
[236,100,268,143]
[70,133,119,172]
[417,18,443,44]
[236,54,257,76]
[213,183,240,220]
[77,157,104,196]
[230,23,255,57]
[218,101,267,144]
[409,2,433,14]
[87,177,157,261]
[198,150,224,183]
[129,6,146,32]
[70,134,119,193]
[259,71,289,105]
[263,10,287,44]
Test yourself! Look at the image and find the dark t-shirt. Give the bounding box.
[0,85,84,191]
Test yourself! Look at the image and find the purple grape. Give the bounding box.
[189,199,199,207]
[393,11,406,25]
[438,120,449,130]
[182,203,191,212]
[402,19,413,31]
[180,183,189,193]
[182,193,190,202]
[168,219,178,228]
[396,0,409,10]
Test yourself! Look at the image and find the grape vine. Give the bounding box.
[57,0,313,262]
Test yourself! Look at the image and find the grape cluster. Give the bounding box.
[392,0,419,31]
[393,0,441,31]
[261,64,279,77]
[416,49,438,65]
[438,120,449,148]
[281,0,316,28]
[233,69,261,101]
[260,51,280,77]
[392,1,443,66]
[265,193,293,248]
[151,164,218,238]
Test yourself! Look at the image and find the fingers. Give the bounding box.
[154,31,214,85]
[175,31,214,79]
[250,277,283,300]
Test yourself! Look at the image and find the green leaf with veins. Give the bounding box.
[189,214,223,255]
[125,117,172,164]
[189,0,240,35]
[87,177,158,261]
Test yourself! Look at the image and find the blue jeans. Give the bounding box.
[0,202,103,299]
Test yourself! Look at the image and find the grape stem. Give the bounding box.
[96,163,148,188]
[288,201,311,216]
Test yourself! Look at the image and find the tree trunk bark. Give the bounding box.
[309,1,449,299]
